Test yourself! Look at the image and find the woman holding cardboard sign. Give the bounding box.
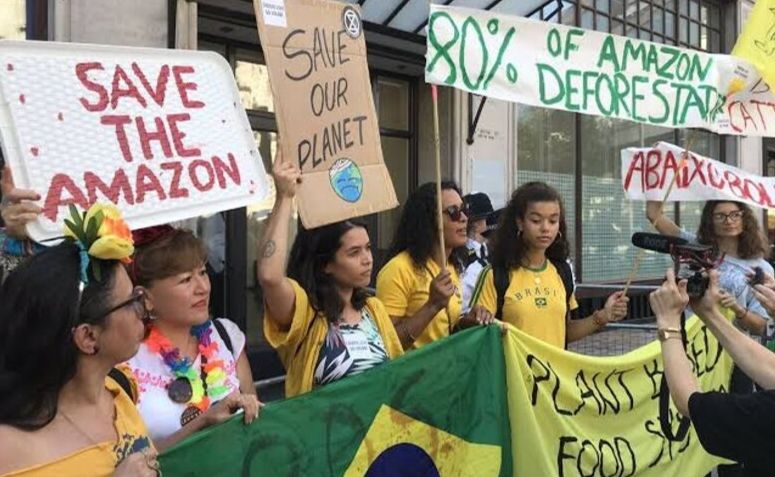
[376,181,496,351]
[257,151,403,398]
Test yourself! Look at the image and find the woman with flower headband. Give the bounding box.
[0,204,161,477]
[257,152,404,398]
[126,224,260,450]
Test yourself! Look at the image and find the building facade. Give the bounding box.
[1,0,771,381]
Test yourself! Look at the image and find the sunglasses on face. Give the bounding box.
[442,204,469,222]
[712,211,744,223]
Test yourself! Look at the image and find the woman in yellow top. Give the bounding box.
[256,152,403,398]
[470,182,629,348]
[377,181,494,350]
[0,206,159,477]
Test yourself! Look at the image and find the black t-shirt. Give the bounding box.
[689,390,775,476]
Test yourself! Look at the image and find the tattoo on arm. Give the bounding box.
[262,240,276,258]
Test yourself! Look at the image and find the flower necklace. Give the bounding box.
[146,321,230,427]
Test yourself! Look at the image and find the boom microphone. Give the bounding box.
[631,232,688,254]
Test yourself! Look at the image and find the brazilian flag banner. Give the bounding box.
[159,327,512,476]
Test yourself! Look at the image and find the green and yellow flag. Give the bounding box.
[159,327,511,476]
[159,319,733,476]
[732,0,775,90]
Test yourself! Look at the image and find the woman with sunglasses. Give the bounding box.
[0,206,160,476]
[470,182,628,348]
[647,200,772,336]
[257,152,403,397]
[125,226,260,451]
[377,181,494,351]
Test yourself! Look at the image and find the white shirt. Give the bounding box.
[462,239,489,313]
[127,318,246,442]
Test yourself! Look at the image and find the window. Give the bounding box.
[515,0,724,283]
[580,117,677,282]
[364,74,416,268]
[581,0,721,50]
[516,106,577,264]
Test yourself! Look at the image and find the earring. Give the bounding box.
[517,229,523,238]
[557,231,563,238]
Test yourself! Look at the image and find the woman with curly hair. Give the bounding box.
[470,182,628,348]
[376,181,494,351]
[647,200,772,336]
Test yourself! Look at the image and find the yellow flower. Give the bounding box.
[84,203,135,263]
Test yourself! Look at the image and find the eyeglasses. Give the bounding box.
[100,287,149,322]
[712,211,744,223]
[442,205,469,222]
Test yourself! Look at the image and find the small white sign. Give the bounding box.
[622,141,775,209]
[261,0,287,28]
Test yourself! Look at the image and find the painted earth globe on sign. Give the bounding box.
[329,158,364,203]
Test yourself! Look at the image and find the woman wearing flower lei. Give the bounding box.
[126,225,260,450]
[0,203,161,477]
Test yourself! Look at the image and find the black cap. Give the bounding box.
[482,208,503,238]
[464,192,494,220]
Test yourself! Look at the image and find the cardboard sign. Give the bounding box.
[254,0,398,228]
[622,141,775,209]
[426,5,775,137]
[0,40,268,241]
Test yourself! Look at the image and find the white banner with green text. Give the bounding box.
[425,5,775,137]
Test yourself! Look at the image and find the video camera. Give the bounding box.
[631,232,723,297]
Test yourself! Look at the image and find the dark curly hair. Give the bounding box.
[0,243,121,430]
[491,181,570,271]
[696,201,768,259]
[386,181,467,271]
[287,221,370,323]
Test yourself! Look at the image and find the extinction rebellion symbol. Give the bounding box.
[342,6,362,39]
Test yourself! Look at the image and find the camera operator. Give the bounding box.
[650,268,775,476]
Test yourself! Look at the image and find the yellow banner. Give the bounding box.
[732,0,775,91]
[504,316,733,476]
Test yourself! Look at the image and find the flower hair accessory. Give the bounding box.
[63,203,134,284]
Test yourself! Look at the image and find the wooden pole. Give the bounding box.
[623,133,697,295]
[431,84,447,269]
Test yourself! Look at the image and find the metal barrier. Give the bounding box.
[568,320,658,356]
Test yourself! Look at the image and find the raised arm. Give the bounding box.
[1,166,42,240]
[256,152,302,332]
[695,271,775,390]
[649,268,699,417]
[646,201,681,237]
